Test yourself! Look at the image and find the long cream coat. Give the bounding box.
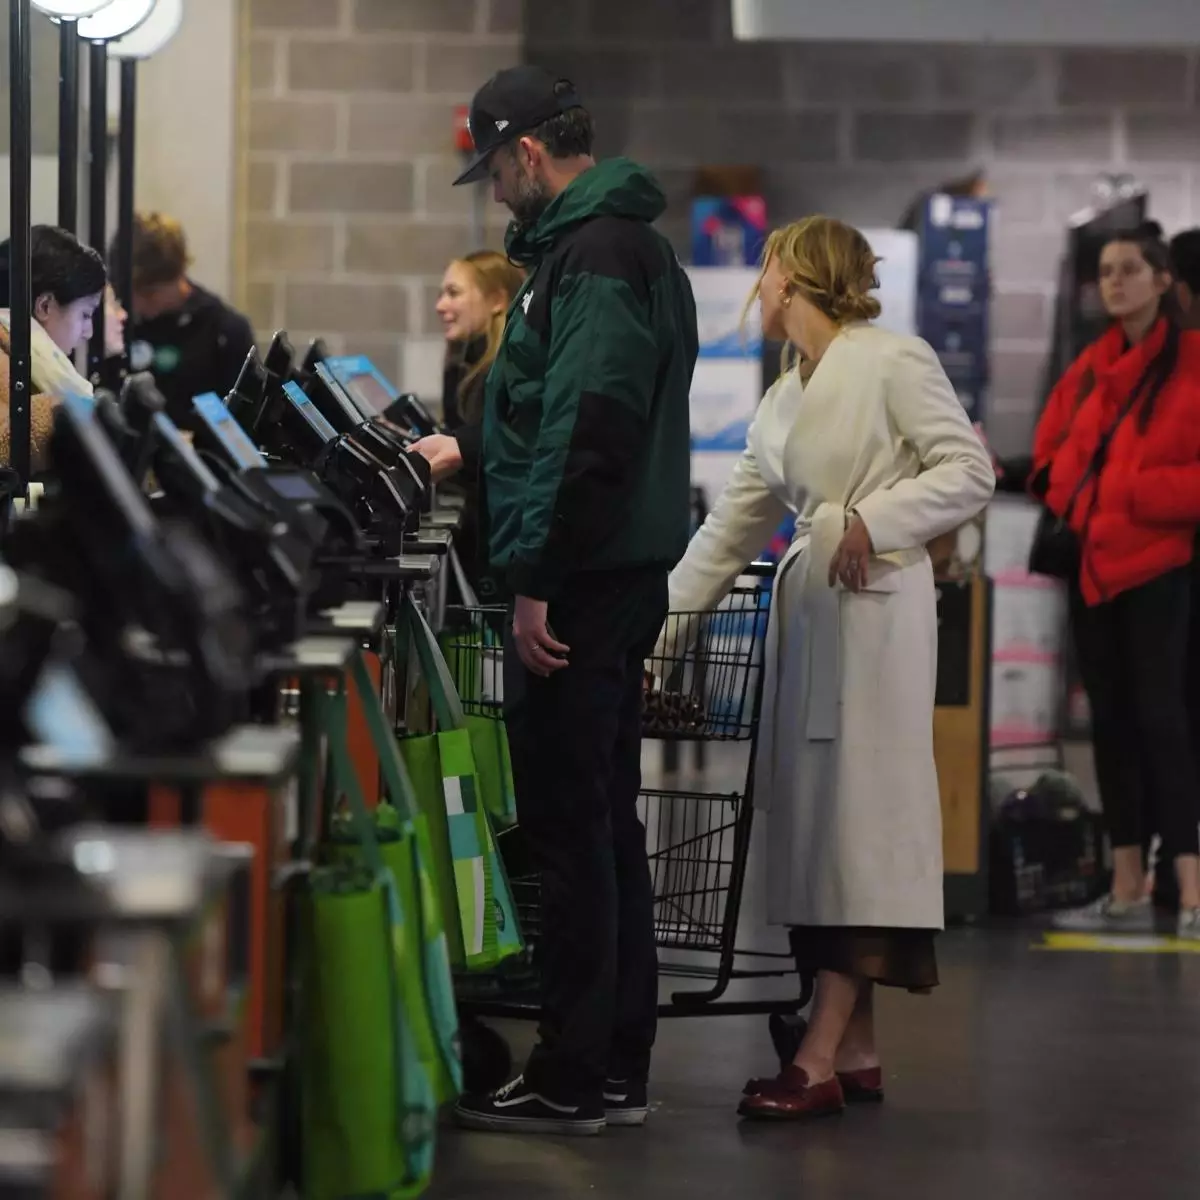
[667,324,995,929]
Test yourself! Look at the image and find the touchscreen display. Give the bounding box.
[283,380,338,442]
[314,363,369,424]
[26,663,115,760]
[265,472,322,502]
[345,371,395,416]
[153,414,221,492]
[192,392,267,470]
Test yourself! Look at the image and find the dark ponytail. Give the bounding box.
[1103,220,1182,431]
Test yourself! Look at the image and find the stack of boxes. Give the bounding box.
[916,193,992,425]
[688,195,769,734]
[686,194,766,505]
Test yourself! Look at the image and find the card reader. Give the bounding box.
[190,391,365,559]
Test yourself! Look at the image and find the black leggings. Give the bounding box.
[1071,568,1200,861]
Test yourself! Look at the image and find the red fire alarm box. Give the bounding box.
[454,104,474,153]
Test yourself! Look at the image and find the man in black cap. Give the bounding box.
[414,65,697,1135]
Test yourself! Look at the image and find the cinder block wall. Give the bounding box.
[523,0,1199,453]
[242,0,521,397]
[238,0,1199,451]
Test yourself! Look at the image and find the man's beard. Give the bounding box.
[508,169,553,226]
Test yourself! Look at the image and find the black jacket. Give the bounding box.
[128,281,255,431]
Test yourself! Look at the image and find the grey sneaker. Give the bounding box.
[1177,908,1200,941]
[1052,894,1154,932]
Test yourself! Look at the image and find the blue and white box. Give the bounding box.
[920,194,991,284]
[688,267,762,359]
[689,358,761,452]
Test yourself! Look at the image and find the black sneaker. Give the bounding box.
[454,1075,606,1136]
[603,1078,648,1127]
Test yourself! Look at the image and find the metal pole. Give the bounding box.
[116,59,137,331]
[87,39,108,380]
[9,0,33,486]
[57,21,81,234]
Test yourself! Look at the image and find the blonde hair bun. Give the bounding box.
[761,215,883,326]
[828,288,882,323]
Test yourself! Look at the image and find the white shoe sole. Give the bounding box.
[1051,911,1155,933]
[454,1108,606,1137]
[604,1107,649,1128]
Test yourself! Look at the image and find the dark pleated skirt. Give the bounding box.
[788,926,939,993]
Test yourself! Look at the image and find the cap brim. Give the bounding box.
[453,151,492,186]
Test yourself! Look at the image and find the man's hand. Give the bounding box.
[411,434,464,483]
[512,595,569,677]
[828,513,874,593]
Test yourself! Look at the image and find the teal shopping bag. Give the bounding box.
[400,595,523,972]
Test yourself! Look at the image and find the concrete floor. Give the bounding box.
[430,928,1200,1200]
[429,743,1200,1199]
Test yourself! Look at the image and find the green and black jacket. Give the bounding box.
[458,157,698,601]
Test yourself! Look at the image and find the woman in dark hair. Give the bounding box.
[0,224,108,468]
[1031,222,1200,938]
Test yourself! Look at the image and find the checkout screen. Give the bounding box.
[192,393,267,470]
[345,371,395,416]
[153,414,221,492]
[283,381,338,442]
[315,364,371,425]
[265,472,323,502]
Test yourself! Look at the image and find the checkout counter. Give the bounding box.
[0,336,461,1196]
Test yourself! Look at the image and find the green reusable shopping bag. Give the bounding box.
[436,618,516,830]
[348,651,462,1105]
[300,676,454,1200]
[399,596,523,972]
[466,712,517,830]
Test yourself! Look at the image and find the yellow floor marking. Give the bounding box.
[1036,932,1200,954]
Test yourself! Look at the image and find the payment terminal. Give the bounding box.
[190,391,364,558]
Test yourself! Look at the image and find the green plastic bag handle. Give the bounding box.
[349,648,463,1095]
[318,682,437,1187]
[404,594,466,732]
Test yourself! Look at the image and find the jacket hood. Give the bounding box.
[505,158,666,266]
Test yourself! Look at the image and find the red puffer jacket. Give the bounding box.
[1034,319,1200,606]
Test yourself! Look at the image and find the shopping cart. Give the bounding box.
[440,563,811,1079]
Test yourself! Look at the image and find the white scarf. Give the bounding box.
[0,310,94,402]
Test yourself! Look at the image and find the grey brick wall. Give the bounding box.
[241,0,521,396]
[237,0,1200,446]
[524,0,1200,455]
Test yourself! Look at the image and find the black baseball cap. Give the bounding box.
[454,65,584,186]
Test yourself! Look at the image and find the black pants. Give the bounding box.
[503,568,666,1100]
[1071,567,1200,861]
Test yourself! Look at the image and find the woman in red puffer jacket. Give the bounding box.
[1030,222,1200,940]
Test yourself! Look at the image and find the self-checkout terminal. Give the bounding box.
[7,393,256,751]
[323,353,440,439]
[190,388,364,563]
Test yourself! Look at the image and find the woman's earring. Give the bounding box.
[780,289,791,308]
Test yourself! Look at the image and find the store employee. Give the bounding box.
[115,213,255,430]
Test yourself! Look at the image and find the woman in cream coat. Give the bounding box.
[665,216,994,1121]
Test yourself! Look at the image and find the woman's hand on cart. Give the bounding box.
[828,512,874,592]
[411,434,464,482]
[512,596,569,677]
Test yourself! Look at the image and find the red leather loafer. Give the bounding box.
[743,1064,884,1103]
[737,1066,845,1121]
[837,1066,884,1103]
